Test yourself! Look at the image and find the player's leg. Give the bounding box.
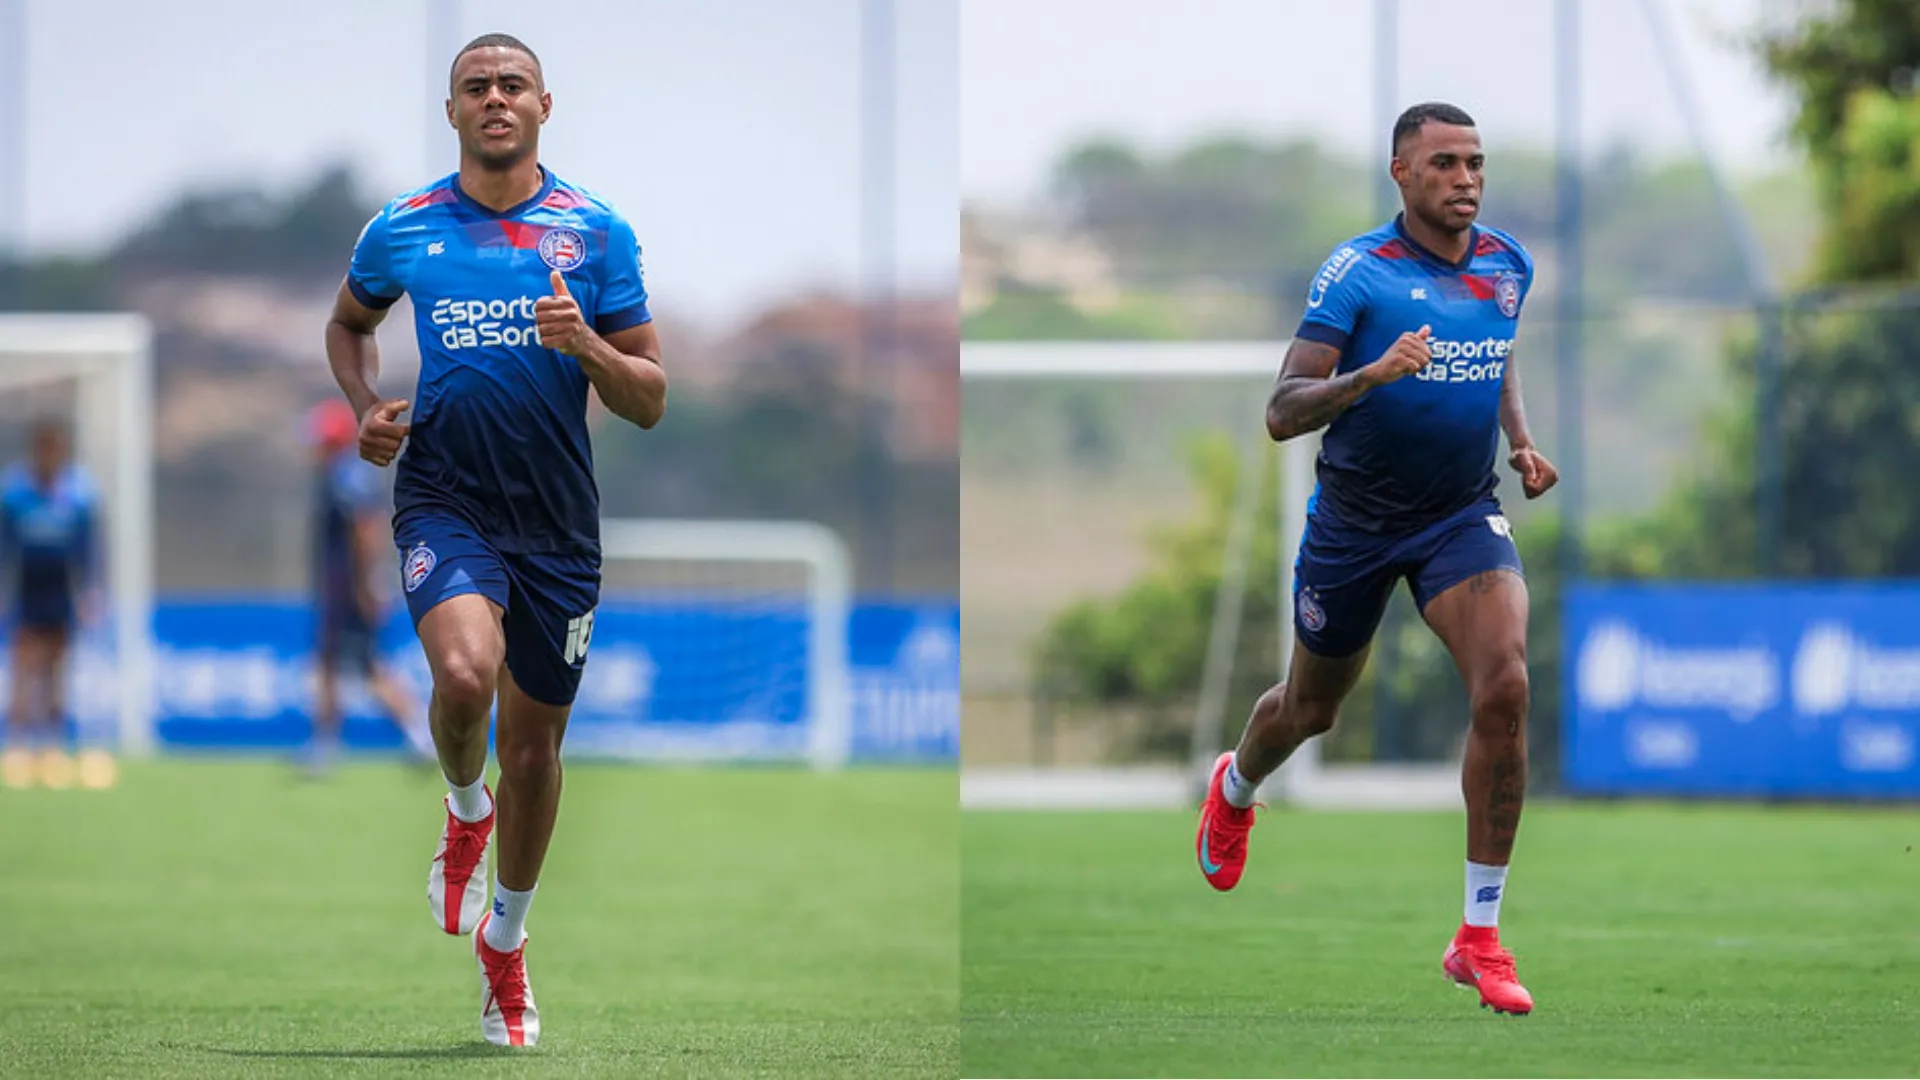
[308,617,345,776]
[397,518,513,937]
[36,622,75,788]
[1197,516,1394,891]
[3,631,37,788]
[1411,503,1533,1014]
[470,554,595,1048]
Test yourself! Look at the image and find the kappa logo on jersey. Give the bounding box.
[1494,272,1522,318]
[562,611,595,666]
[403,544,437,593]
[539,227,587,272]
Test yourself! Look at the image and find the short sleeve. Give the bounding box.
[593,213,652,335]
[347,207,403,310]
[1516,242,1537,305]
[1294,244,1370,353]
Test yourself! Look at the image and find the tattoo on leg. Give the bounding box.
[1486,750,1526,856]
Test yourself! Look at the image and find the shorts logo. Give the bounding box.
[539,227,587,272]
[1494,272,1522,318]
[1486,514,1513,539]
[563,610,596,666]
[403,544,437,593]
[1298,588,1327,633]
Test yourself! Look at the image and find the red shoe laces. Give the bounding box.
[439,818,487,867]
[484,941,529,1011]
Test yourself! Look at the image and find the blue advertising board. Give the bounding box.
[1566,583,1920,798]
[42,596,957,763]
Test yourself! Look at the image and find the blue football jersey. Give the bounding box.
[347,167,652,555]
[1294,215,1536,533]
[0,463,97,600]
[313,448,386,602]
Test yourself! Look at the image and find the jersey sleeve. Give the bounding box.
[1294,244,1371,353]
[593,213,652,335]
[346,206,404,311]
[1516,241,1538,306]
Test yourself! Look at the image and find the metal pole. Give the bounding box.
[859,0,897,592]
[1636,0,1783,572]
[0,0,27,311]
[426,0,462,177]
[1554,0,1585,579]
[1373,0,1400,223]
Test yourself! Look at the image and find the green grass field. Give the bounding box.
[0,759,957,1079]
[962,802,1920,1078]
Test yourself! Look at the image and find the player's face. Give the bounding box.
[1393,124,1485,236]
[446,48,550,170]
[30,429,66,477]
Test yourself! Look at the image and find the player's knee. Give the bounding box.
[1470,656,1530,735]
[433,654,497,717]
[495,728,562,783]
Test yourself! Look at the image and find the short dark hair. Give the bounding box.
[1392,102,1476,157]
[449,33,543,91]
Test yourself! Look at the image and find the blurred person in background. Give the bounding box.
[0,417,110,790]
[306,399,433,777]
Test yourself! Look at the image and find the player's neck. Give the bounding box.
[1397,212,1473,265]
[457,157,545,213]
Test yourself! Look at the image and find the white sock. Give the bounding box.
[446,775,492,823]
[1464,860,1509,928]
[484,880,536,951]
[1221,755,1259,809]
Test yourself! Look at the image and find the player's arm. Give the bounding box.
[1499,352,1558,499]
[1267,329,1433,442]
[537,271,666,429]
[579,318,666,430]
[325,284,390,420]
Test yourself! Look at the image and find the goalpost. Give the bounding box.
[0,314,156,756]
[583,517,854,770]
[960,339,1459,810]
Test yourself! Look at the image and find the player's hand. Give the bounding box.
[1510,445,1559,499]
[1360,325,1432,388]
[359,398,411,467]
[536,270,593,357]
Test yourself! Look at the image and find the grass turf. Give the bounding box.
[962,802,1920,1078]
[0,758,957,1078]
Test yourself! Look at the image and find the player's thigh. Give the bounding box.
[395,514,511,679]
[498,551,601,712]
[1293,515,1399,662]
[1410,504,1529,690]
[1281,635,1371,713]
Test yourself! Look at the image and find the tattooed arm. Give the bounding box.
[1266,326,1434,442]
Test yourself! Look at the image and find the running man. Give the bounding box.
[0,418,102,790]
[323,32,665,1046]
[1194,103,1557,1016]
[305,399,433,776]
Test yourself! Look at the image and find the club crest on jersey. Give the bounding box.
[1494,273,1522,318]
[403,544,437,593]
[1298,588,1328,633]
[538,227,587,272]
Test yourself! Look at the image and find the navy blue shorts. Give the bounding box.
[1293,495,1523,658]
[14,584,74,633]
[394,512,601,708]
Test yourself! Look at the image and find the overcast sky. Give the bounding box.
[8,0,958,324]
[962,0,1805,206]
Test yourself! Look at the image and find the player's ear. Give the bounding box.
[445,98,456,129]
[540,90,552,123]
